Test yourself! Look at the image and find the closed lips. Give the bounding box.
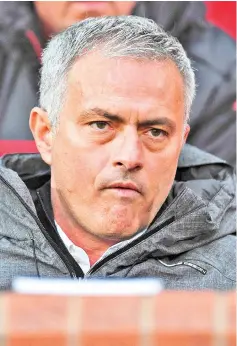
[107,182,140,193]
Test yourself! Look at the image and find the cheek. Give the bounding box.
[53,150,101,192]
[54,4,84,31]
[146,148,180,192]
[49,4,69,30]
[52,133,109,196]
[115,2,135,15]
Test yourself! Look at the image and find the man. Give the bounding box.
[0,16,235,291]
[0,1,235,165]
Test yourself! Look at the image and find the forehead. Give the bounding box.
[66,52,185,118]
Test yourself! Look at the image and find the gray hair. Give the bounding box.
[39,15,196,128]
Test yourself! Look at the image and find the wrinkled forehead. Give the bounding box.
[64,53,185,120]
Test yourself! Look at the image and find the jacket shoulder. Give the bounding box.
[188,24,236,76]
[0,2,33,34]
[134,1,205,33]
[178,144,227,167]
[186,234,236,284]
[0,164,37,214]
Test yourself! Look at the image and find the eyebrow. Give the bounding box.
[80,107,176,132]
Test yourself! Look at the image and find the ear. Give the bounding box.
[183,124,190,145]
[29,107,53,165]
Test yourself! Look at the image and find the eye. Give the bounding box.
[89,121,109,130]
[148,128,167,138]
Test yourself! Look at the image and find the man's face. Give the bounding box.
[40,54,189,241]
[34,1,135,34]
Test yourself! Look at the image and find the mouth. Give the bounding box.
[105,182,141,198]
[108,182,140,192]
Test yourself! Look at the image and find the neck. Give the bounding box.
[51,189,118,266]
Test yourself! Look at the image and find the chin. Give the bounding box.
[100,205,145,237]
[100,229,137,242]
[102,219,140,241]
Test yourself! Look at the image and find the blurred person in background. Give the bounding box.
[0,16,235,291]
[0,1,236,165]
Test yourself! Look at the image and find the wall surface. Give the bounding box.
[0,291,235,346]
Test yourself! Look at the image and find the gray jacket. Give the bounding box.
[0,145,236,291]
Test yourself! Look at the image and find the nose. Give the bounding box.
[111,126,143,171]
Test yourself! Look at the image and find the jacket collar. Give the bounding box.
[0,144,235,262]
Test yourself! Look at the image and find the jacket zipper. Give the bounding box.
[36,190,84,278]
[158,259,207,275]
[1,176,207,278]
[86,217,175,276]
[0,175,76,278]
[2,170,176,278]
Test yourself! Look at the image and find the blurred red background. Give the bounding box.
[0,1,236,156]
[205,1,236,38]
